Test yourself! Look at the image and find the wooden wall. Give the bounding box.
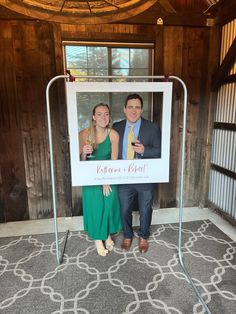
[0,21,71,221]
[0,19,221,222]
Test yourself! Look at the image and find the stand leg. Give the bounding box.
[59,229,70,264]
[176,75,211,314]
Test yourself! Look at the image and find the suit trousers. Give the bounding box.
[118,183,155,239]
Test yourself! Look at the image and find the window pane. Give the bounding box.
[88,47,108,69]
[88,69,108,77]
[112,48,129,69]
[70,68,88,77]
[112,69,129,76]
[65,46,88,69]
[130,49,149,68]
[130,68,150,76]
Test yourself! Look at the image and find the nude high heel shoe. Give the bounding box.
[105,235,114,252]
[95,240,108,256]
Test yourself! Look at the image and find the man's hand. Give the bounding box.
[133,140,144,154]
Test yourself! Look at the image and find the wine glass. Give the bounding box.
[131,133,140,159]
[86,134,95,158]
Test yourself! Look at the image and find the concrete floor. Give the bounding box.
[0,207,235,242]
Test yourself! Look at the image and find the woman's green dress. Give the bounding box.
[82,133,122,240]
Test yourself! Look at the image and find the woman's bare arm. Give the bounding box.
[79,129,88,161]
[109,129,119,160]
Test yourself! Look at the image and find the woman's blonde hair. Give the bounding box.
[87,103,112,147]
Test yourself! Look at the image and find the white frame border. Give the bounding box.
[66,81,173,186]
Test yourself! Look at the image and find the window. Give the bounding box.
[63,42,154,129]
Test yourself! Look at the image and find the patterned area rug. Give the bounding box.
[0,220,235,314]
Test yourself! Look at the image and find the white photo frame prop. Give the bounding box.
[66,82,173,186]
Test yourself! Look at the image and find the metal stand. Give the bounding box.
[174,76,212,314]
[46,74,211,313]
[46,75,69,264]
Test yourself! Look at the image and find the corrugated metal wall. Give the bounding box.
[208,19,236,220]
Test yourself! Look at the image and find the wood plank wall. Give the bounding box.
[0,21,71,221]
[0,19,221,221]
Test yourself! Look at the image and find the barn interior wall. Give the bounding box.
[0,19,221,221]
[208,19,236,223]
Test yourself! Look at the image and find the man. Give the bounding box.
[113,93,161,253]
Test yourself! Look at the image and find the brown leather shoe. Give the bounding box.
[139,237,149,253]
[121,238,132,251]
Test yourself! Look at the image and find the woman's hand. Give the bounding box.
[80,144,93,160]
[103,185,112,197]
[83,144,93,155]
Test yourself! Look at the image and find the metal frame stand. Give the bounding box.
[46,74,211,313]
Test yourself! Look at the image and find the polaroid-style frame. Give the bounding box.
[66,81,173,186]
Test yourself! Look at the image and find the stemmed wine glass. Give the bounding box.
[131,133,140,159]
[86,133,95,158]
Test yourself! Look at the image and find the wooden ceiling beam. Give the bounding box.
[158,0,176,13]
[159,12,208,26]
[121,11,210,27]
[211,0,236,25]
[212,37,236,90]
[221,74,236,86]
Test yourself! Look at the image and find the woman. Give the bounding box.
[79,103,122,256]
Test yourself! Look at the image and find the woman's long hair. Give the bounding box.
[87,103,112,147]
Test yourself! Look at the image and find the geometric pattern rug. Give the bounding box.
[0,220,235,314]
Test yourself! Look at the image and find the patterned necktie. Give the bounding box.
[126,125,135,159]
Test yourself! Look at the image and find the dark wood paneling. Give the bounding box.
[180,27,209,206]
[0,17,224,220]
[197,26,221,207]
[158,26,184,208]
[12,21,54,219]
[0,21,28,222]
[52,23,72,216]
[61,23,156,43]
[0,136,28,222]
[154,26,164,75]
[0,20,71,221]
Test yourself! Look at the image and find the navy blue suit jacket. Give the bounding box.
[113,118,161,159]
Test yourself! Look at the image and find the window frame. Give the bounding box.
[62,41,155,121]
[62,41,154,78]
